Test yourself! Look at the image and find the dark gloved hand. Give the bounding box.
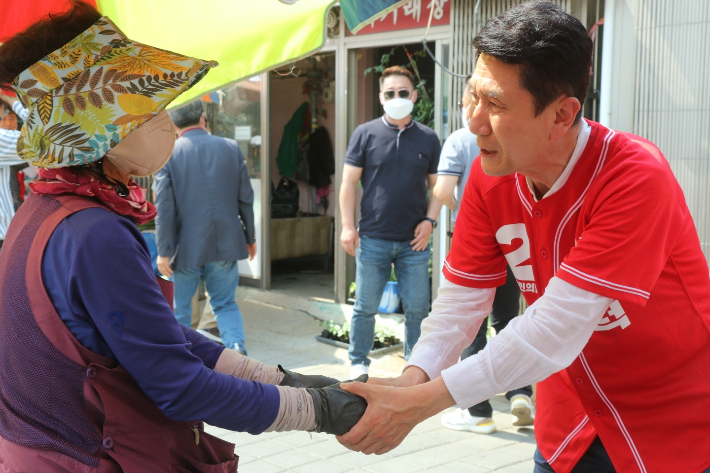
[308,375,368,436]
[278,365,340,389]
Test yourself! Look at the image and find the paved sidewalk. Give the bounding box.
[206,298,537,472]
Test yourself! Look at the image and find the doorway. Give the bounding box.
[343,41,438,306]
[268,52,338,302]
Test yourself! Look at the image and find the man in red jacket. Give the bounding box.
[337,3,710,472]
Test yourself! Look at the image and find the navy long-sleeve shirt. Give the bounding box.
[41,207,279,433]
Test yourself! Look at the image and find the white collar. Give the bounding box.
[527,120,591,202]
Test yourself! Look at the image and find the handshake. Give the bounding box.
[278,365,368,436]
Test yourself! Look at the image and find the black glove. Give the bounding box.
[307,375,368,436]
[278,365,340,389]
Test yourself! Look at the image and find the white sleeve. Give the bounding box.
[441,276,612,409]
[12,101,29,122]
[406,278,495,381]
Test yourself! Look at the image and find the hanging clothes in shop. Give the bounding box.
[276,102,310,179]
[306,126,335,189]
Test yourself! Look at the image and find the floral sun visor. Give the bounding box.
[10,16,217,169]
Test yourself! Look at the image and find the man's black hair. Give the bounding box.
[472,1,592,122]
[168,101,204,129]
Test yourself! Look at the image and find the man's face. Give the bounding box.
[468,54,554,177]
[0,105,17,131]
[379,75,417,106]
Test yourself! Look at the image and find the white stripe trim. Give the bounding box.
[560,263,650,299]
[547,416,590,465]
[515,173,532,217]
[553,128,615,271]
[580,353,647,473]
[443,260,506,281]
[0,166,14,239]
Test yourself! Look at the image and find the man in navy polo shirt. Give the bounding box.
[340,65,442,379]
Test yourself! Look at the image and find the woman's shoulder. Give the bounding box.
[54,206,143,249]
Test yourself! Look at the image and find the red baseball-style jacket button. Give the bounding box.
[86,367,97,379]
[540,250,549,259]
[102,437,114,449]
[533,209,543,218]
[594,409,603,417]
[575,377,584,384]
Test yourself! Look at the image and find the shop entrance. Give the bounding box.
[268,52,338,302]
[343,41,438,305]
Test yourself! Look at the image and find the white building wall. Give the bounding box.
[603,0,710,264]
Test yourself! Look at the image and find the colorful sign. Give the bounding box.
[353,0,450,35]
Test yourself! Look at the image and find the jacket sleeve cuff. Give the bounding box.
[405,345,450,382]
[440,356,498,410]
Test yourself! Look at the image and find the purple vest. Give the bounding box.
[0,193,237,472]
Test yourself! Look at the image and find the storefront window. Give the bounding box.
[206,76,262,179]
[204,76,264,280]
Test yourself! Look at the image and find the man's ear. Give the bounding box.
[411,89,418,104]
[551,96,581,139]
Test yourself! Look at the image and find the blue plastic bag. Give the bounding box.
[378,281,400,313]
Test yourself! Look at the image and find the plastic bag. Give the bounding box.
[378,281,400,313]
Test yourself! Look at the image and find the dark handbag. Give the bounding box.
[271,177,299,218]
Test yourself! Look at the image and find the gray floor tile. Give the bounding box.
[331,451,393,468]
[235,439,294,458]
[291,458,354,473]
[494,459,536,473]
[460,443,537,470]
[236,459,285,473]
[296,438,351,458]
[427,461,493,472]
[260,448,323,469]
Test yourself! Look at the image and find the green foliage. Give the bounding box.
[364,46,435,129]
[320,319,396,341]
[320,320,350,338]
[375,325,396,340]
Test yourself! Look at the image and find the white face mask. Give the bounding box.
[105,111,176,177]
[383,98,414,120]
[461,108,469,129]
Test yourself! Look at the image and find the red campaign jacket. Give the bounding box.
[0,194,237,472]
[444,121,710,473]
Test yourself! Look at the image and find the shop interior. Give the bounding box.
[267,42,436,303]
[268,52,338,301]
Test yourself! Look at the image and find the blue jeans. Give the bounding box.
[533,437,710,473]
[349,235,430,366]
[173,261,246,353]
[140,231,160,276]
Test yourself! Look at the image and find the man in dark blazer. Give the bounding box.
[154,101,256,355]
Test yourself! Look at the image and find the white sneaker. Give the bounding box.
[196,329,223,345]
[441,408,497,434]
[231,343,246,356]
[510,394,535,426]
[350,363,369,379]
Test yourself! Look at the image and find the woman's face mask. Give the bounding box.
[105,111,176,177]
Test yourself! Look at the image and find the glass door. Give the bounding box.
[205,73,269,288]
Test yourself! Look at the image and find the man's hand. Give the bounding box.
[367,365,430,387]
[410,220,433,251]
[340,225,359,256]
[247,243,257,260]
[157,255,173,278]
[336,377,454,455]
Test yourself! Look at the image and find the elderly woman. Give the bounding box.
[0,2,364,472]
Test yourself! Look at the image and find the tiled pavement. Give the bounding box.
[205,298,537,472]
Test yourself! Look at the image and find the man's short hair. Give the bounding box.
[379,65,416,91]
[168,101,204,128]
[472,1,593,122]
